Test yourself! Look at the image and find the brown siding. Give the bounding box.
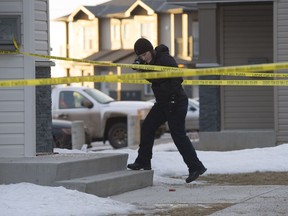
[221,4,274,129]
[275,1,288,143]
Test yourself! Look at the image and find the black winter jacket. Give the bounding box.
[149,44,187,104]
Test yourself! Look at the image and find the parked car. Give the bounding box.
[186,98,199,131]
[52,119,91,149]
[148,98,199,131]
[52,86,166,149]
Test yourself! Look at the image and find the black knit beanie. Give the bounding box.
[134,38,154,55]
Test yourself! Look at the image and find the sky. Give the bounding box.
[49,0,111,19]
[1,142,288,216]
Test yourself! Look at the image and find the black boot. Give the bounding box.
[127,162,151,170]
[186,167,207,183]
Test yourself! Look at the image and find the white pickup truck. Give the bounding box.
[51,86,165,149]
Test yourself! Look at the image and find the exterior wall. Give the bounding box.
[50,21,67,78]
[121,15,158,49]
[221,4,274,130]
[158,13,172,48]
[121,18,137,49]
[0,0,50,157]
[126,14,157,48]
[0,1,26,157]
[274,0,288,143]
[110,18,122,50]
[35,62,53,153]
[98,12,159,52]
[198,2,276,151]
[174,14,182,52]
[35,0,52,153]
[197,3,221,132]
[69,19,98,59]
[35,0,49,55]
[99,18,112,50]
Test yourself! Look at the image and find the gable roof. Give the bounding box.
[64,0,195,20]
[85,0,135,18]
[53,0,197,22]
[86,49,194,68]
[86,49,135,63]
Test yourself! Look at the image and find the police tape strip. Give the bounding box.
[14,50,288,78]
[120,79,288,86]
[2,75,288,87]
[3,41,288,77]
[3,47,288,82]
[1,39,288,86]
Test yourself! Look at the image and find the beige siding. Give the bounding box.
[69,19,99,59]
[221,4,274,129]
[275,1,288,143]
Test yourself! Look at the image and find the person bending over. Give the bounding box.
[127,38,207,183]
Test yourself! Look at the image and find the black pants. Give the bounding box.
[135,97,205,172]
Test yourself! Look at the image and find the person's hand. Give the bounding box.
[132,57,147,72]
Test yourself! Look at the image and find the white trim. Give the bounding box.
[125,1,155,17]
[68,6,95,21]
[170,14,175,56]
[23,0,36,157]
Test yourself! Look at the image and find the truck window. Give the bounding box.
[59,91,75,109]
[59,91,91,109]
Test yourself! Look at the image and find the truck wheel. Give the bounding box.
[108,122,127,149]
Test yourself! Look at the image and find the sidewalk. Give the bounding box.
[111,179,288,215]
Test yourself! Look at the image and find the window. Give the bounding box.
[144,84,153,96]
[140,23,153,39]
[59,91,75,109]
[123,24,129,40]
[83,26,94,50]
[192,21,199,57]
[112,25,120,40]
[59,91,91,109]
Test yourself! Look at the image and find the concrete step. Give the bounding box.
[54,153,129,181]
[54,170,154,197]
[0,152,154,197]
[0,153,128,185]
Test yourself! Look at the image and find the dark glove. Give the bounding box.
[132,57,146,72]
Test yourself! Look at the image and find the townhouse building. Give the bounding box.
[51,0,200,101]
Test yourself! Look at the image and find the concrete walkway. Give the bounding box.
[112,179,288,215]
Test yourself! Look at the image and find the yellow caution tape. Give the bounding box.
[9,49,288,77]
[109,79,288,86]
[3,39,288,76]
[0,38,288,87]
[1,75,288,87]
